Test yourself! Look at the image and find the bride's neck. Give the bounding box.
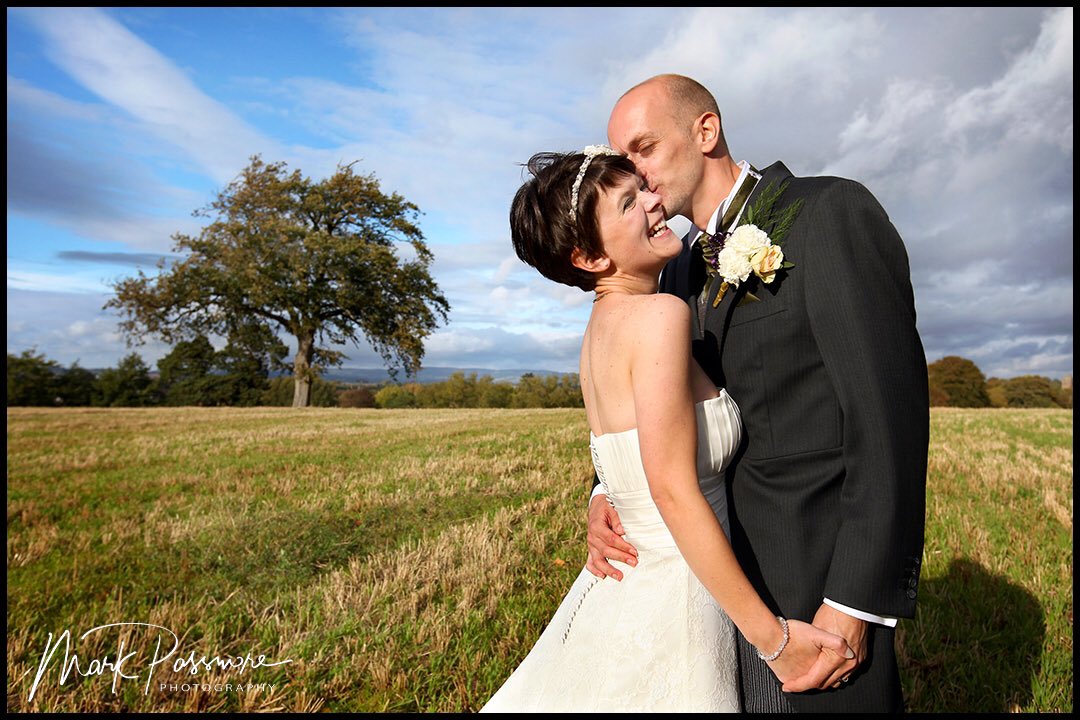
[592,274,658,299]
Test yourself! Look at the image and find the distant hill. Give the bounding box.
[298,366,572,385]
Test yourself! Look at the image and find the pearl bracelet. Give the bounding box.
[757,616,789,662]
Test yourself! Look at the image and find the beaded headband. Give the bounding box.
[569,144,621,222]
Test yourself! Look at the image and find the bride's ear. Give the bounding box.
[570,247,610,274]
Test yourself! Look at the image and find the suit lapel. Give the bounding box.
[699,161,794,342]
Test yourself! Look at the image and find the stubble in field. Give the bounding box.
[6,406,1072,712]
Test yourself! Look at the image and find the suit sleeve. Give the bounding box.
[801,179,928,618]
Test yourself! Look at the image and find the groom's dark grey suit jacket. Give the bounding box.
[664,161,929,712]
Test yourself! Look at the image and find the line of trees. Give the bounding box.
[6,335,288,408]
[927,356,1072,409]
[8,349,1070,410]
[369,372,583,409]
[5,348,583,409]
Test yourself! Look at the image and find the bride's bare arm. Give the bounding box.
[631,295,851,688]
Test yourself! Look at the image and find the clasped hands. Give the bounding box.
[771,606,865,692]
[586,497,865,692]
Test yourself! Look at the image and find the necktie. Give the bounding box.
[701,169,760,254]
[694,169,760,325]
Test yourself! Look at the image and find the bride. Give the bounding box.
[481,147,851,712]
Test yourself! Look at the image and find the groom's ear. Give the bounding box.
[570,247,610,274]
[696,112,721,154]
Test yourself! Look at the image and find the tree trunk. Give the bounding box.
[292,333,315,408]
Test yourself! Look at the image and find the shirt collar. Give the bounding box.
[705,160,759,235]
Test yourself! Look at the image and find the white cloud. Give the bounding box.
[611,8,880,107]
[493,256,520,284]
[427,329,497,355]
[421,325,582,372]
[7,289,172,369]
[6,269,113,294]
[946,7,1073,152]
[17,7,280,184]
[67,321,97,338]
[6,74,106,122]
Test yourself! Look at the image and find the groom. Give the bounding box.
[587,74,928,712]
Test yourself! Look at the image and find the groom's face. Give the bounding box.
[608,81,701,220]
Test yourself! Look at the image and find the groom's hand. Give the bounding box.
[585,495,638,580]
[774,619,853,692]
[809,603,867,688]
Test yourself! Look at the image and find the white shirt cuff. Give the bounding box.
[823,598,898,627]
[589,482,607,503]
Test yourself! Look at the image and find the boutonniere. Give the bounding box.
[700,181,802,307]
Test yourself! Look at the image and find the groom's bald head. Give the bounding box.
[619,75,725,149]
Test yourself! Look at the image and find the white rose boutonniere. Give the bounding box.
[700,181,802,307]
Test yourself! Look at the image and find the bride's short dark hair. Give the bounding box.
[510,151,637,291]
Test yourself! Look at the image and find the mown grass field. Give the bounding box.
[6,407,1073,712]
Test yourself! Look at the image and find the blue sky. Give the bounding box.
[6,7,1074,379]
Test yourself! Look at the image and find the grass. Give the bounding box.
[5,406,1073,712]
[898,408,1072,712]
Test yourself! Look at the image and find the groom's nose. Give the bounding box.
[641,188,662,210]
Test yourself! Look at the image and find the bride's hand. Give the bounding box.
[764,618,854,692]
[585,495,638,580]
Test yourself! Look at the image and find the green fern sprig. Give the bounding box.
[739,180,803,244]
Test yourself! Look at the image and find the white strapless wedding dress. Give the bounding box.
[481,391,743,713]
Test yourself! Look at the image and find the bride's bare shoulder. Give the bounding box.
[636,293,690,326]
[641,292,689,314]
[620,294,691,344]
[593,293,689,338]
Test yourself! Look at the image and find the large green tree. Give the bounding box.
[106,156,449,407]
[927,356,991,407]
